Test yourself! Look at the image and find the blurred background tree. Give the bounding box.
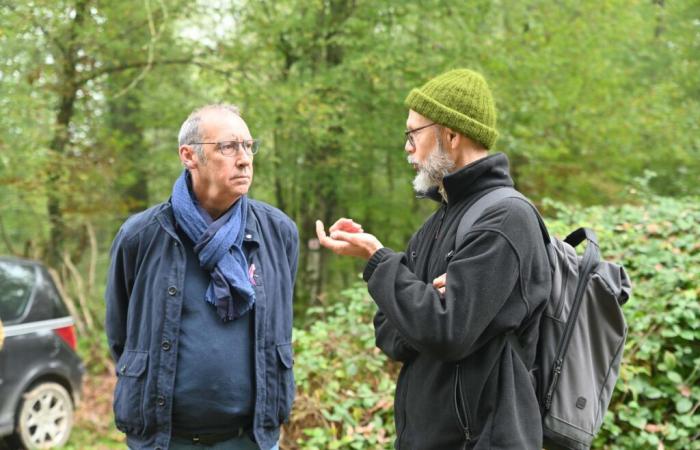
[1,0,698,448]
[2,0,697,314]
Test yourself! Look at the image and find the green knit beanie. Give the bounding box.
[404,69,498,149]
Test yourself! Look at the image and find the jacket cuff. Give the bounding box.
[363,247,393,282]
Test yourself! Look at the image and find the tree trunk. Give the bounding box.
[45,0,88,267]
[107,80,149,214]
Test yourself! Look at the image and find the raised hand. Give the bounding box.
[316,219,383,260]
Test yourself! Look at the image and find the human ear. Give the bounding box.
[179,145,197,169]
[444,127,459,149]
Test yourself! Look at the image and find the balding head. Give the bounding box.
[178,104,242,161]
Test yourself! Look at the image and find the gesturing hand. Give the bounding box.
[316,219,384,260]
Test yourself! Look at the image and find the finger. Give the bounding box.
[432,273,447,287]
[438,286,446,298]
[329,218,351,231]
[315,220,326,237]
[317,220,355,255]
[350,219,363,230]
[330,218,363,233]
[329,230,360,244]
[316,220,333,247]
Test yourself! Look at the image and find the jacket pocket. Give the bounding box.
[263,343,295,426]
[113,350,148,434]
[453,364,472,445]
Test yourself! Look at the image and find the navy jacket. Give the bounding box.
[105,199,299,450]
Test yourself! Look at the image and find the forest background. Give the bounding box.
[0,0,698,449]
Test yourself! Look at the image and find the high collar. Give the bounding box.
[419,152,514,204]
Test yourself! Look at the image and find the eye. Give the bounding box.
[220,142,237,153]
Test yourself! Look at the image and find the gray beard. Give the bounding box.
[409,139,455,194]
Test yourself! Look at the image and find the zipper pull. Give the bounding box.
[545,359,563,410]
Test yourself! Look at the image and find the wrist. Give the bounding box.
[363,247,392,282]
[368,244,384,259]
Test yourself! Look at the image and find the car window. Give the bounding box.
[29,268,70,321]
[0,260,36,322]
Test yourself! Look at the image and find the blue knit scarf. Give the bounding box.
[171,170,255,321]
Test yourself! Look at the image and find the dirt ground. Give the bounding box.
[74,371,120,439]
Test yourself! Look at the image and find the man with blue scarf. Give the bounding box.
[105,104,299,450]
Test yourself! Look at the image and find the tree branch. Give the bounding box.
[77,54,244,87]
[5,3,69,59]
[77,57,194,85]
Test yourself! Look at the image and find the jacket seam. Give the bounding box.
[462,227,531,318]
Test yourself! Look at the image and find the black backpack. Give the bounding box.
[455,187,631,450]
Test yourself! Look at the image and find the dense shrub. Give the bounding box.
[282,287,397,449]
[548,196,700,450]
[285,195,700,449]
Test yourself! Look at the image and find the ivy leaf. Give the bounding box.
[676,398,692,414]
[663,351,677,370]
[667,371,683,384]
[628,416,647,429]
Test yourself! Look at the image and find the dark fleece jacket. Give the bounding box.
[364,153,551,450]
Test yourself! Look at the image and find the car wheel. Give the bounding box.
[15,382,74,449]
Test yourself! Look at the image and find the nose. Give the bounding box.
[236,149,253,167]
[405,137,414,153]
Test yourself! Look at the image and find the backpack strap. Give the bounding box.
[455,187,550,251]
[454,187,552,368]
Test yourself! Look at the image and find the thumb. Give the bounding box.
[330,230,356,242]
[315,220,326,238]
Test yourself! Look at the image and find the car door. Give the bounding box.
[0,258,38,434]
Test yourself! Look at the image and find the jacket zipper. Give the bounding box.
[434,202,448,240]
[453,364,471,444]
[396,362,410,447]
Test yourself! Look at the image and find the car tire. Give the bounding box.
[13,382,74,449]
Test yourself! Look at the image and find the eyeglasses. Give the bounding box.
[404,123,437,148]
[189,140,260,156]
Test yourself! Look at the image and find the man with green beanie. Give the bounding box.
[316,68,551,449]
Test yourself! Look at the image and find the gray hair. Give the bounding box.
[410,125,455,194]
[178,104,241,160]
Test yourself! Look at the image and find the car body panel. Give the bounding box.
[0,257,84,441]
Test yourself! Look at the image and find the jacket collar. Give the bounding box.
[419,152,514,204]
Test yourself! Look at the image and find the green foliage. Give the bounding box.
[288,195,700,449]
[2,0,700,308]
[0,2,698,447]
[547,195,700,450]
[286,286,397,449]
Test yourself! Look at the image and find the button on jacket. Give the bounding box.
[105,199,298,450]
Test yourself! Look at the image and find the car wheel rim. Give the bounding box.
[19,384,73,448]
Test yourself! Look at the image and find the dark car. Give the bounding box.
[0,257,84,449]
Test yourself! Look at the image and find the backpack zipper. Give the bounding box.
[544,251,598,411]
[544,359,562,410]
